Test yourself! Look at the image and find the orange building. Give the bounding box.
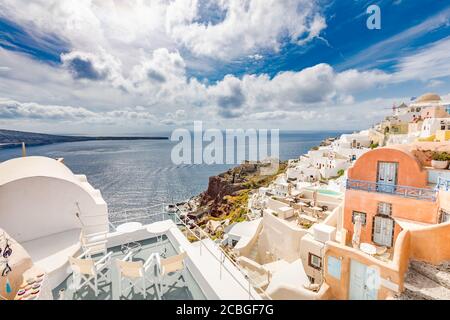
[320,142,450,300]
[344,145,441,248]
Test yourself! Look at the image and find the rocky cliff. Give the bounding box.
[192,161,287,221]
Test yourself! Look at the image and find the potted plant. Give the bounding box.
[431,151,450,169]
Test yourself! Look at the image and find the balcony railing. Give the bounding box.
[436,177,450,192]
[346,179,437,201]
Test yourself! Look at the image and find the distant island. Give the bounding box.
[0,129,168,149]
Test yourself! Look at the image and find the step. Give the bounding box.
[410,260,450,290]
[248,246,258,260]
[403,268,450,300]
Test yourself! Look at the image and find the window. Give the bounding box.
[377,202,392,216]
[440,209,450,223]
[352,211,367,225]
[372,216,395,247]
[308,253,322,270]
[327,256,341,280]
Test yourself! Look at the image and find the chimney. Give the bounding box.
[21,142,26,157]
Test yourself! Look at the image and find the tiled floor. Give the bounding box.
[52,236,206,300]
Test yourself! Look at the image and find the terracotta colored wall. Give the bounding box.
[344,190,439,246]
[409,221,450,264]
[348,148,428,188]
[439,190,450,212]
[421,106,450,119]
[344,147,438,247]
[324,232,410,300]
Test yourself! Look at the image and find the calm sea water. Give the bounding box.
[0,131,348,222]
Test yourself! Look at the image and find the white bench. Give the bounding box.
[21,228,81,289]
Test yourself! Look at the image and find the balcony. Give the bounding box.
[435,177,450,192]
[346,179,436,201]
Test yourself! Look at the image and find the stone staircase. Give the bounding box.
[395,260,450,300]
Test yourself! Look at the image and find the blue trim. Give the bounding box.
[346,179,436,201]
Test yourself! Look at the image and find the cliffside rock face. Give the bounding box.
[201,175,245,207]
[199,167,250,217]
[194,161,285,219]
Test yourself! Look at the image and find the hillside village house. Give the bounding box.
[286,131,372,183]
[322,142,450,300]
[383,93,450,145]
[344,144,441,248]
[421,105,450,119]
[419,118,450,141]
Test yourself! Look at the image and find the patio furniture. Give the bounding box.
[68,248,112,297]
[80,230,108,258]
[116,252,161,300]
[375,245,387,255]
[302,207,315,216]
[297,213,318,226]
[116,222,143,254]
[156,248,188,295]
[311,206,323,218]
[375,252,391,262]
[296,201,308,207]
[146,221,173,258]
[360,242,377,255]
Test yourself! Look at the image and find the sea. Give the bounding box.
[0,131,350,223]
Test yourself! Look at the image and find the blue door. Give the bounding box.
[349,260,379,300]
[377,162,397,193]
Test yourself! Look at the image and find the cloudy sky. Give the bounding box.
[0,0,449,135]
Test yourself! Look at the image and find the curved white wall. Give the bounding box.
[0,157,108,242]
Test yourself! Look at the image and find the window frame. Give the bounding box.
[371,215,395,247]
[352,211,367,226]
[377,202,392,216]
[308,253,322,270]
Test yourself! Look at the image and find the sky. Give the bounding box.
[0,0,449,135]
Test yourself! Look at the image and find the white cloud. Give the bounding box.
[0,98,158,125]
[167,0,326,60]
[249,110,317,121]
[0,45,407,132]
[0,0,325,62]
[394,36,450,82]
[0,98,97,120]
[0,0,449,134]
[203,63,391,117]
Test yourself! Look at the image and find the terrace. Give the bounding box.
[53,236,205,300]
[31,205,261,301]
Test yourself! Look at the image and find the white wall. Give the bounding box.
[420,118,450,137]
[300,234,324,283]
[0,177,108,242]
[258,212,307,264]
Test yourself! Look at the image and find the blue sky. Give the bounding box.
[187,0,450,81]
[0,0,449,134]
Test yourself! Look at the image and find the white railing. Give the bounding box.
[108,203,168,230]
[173,204,272,300]
[436,176,450,192]
[106,202,271,299]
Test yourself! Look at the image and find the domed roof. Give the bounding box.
[416,93,441,103]
[0,156,77,186]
